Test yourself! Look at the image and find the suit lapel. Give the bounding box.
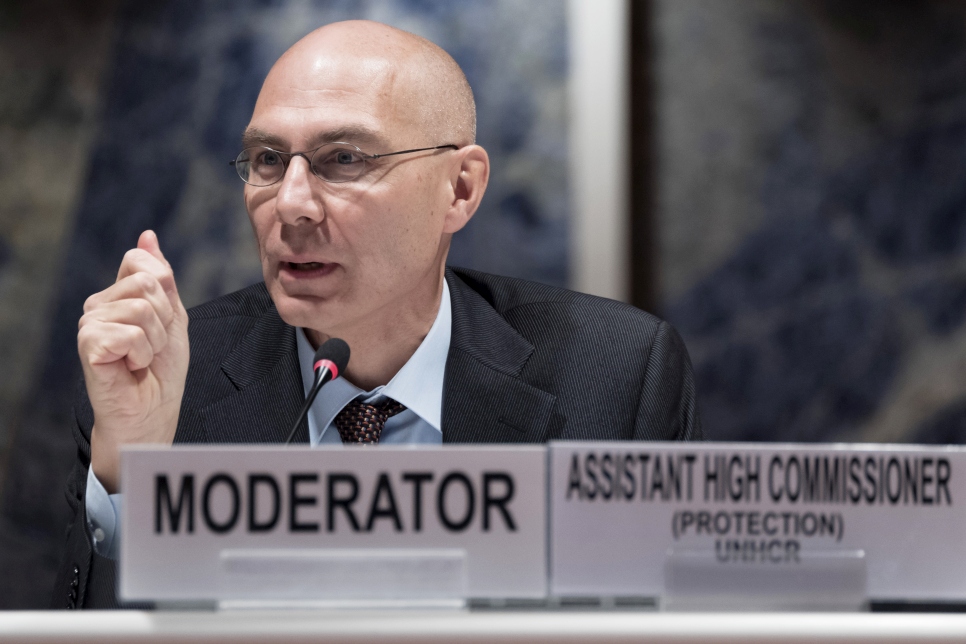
[442,269,557,444]
[183,271,556,446]
[184,306,308,444]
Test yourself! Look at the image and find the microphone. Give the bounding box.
[284,337,350,444]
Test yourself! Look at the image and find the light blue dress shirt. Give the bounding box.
[297,279,449,445]
[86,280,451,559]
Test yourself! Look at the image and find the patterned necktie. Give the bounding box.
[333,398,407,444]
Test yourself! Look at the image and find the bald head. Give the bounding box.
[242,20,491,378]
[260,20,476,146]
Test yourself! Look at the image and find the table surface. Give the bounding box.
[4,610,966,643]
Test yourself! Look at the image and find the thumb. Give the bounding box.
[137,230,168,265]
[136,229,182,305]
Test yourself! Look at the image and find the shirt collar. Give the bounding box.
[296,279,451,438]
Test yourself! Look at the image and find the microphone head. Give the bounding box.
[313,337,350,379]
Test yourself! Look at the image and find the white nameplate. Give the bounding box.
[550,442,966,602]
[120,445,546,602]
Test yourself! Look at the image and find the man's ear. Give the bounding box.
[443,145,490,234]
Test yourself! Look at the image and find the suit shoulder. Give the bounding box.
[187,282,274,320]
[448,266,664,330]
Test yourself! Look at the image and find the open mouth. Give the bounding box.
[287,262,326,271]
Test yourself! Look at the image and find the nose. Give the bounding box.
[274,154,324,225]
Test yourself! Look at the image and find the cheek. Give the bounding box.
[394,171,449,237]
[370,195,443,264]
[245,191,275,252]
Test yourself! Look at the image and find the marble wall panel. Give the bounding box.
[657,0,966,444]
[0,0,118,609]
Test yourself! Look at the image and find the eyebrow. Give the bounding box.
[241,126,387,151]
[241,128,286,149]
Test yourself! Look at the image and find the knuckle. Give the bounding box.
[83,294,99,314]
[77,323,107,359]
[122,248,142,265]
[77,314,101,336]
[131,271,155,292]
[131,297,153,320]
[158,269,175,290]
[127,324,147,343]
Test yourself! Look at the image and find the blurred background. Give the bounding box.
[2,0,966,607]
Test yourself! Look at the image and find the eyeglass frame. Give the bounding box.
[229,142,460,187]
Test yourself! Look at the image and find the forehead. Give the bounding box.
[247,51,419,149]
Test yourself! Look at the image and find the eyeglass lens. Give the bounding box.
[234,143,368,186]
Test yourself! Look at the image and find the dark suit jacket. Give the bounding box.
[52,267,701,609]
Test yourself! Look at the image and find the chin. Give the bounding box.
[269,287,337,331]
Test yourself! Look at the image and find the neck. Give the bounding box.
[304,267,445,391]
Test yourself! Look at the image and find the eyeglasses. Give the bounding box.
[230,142,459,187]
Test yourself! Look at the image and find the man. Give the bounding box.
[54,20,700,609]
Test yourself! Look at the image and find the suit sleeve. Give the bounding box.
[633,321,703,441]
[49,378,128,609]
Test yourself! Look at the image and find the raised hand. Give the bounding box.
[77,230,189,493]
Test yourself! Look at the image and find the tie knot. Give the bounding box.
[334,398,407,444]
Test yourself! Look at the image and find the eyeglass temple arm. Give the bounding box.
[368,144,459,160]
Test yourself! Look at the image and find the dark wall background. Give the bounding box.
[653,0,966,446]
